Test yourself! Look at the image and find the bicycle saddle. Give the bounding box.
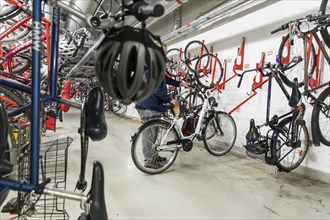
[245,119,259,143]
[288,78,302,107]
[0,101,13,177]
[85,87,107,141]
[88,161,108,220]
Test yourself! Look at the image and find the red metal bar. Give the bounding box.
[233,37,245,74]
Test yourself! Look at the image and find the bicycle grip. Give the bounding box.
[237,75,243,88]
[271,23,288,34]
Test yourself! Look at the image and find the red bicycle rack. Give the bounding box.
[229,52,269,115]
[251,52,266,91]
[233,37,245,74]
[309,39,322,90]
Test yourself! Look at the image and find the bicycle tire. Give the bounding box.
[184,91,204,111]
[131,119,180,175]
[110,99,127,116]
[184,40,209,73]
[166,48,182,77]
[0,5,22,22]
[320,0,330,49]
[312,86,330,146]
[9,54,32,74]
[278,33,316,88]
[203,111,237,156]
[194,53,223,89]
[0,101,11,207]
[274,117,309,172]
[1,20,31,44]
[0,86,25,110]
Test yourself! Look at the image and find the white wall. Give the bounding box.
[127,0,330,176]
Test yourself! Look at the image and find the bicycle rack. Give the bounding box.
[229,52,269,115]
[309,39,323,90]
[233,37,245,74]
[251,52,266,91]
[213,37,245,92]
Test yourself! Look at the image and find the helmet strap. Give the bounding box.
[141,21,146,29]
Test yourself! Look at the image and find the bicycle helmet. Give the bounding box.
[95,26,166,105]
[58,38,77,58]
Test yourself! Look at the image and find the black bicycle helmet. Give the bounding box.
[95,26,166,105]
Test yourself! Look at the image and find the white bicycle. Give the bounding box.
[131,90,237,175]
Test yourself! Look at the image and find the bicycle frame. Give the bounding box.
[66,32,106,77]
[0,33,47,73]
[159,92,214,150]
[1,0,52,69]
[0,1,84,207]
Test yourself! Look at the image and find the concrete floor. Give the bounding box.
[1,109,330,219]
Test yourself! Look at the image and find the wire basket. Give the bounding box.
[17,137,72,220]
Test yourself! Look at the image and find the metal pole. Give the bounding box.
[31,0,42,186]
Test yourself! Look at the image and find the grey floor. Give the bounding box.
[1,109,330,219]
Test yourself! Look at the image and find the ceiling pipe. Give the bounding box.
[162,0,266,43]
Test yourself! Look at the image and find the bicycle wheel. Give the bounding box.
[0,19,31,45]
[278,34,316,87]
[195,53,223,89]
[275,117,309,172]
[110,99,127,116]
[184,40,209,73]
[131,119,180,175]
[320,0,330,49]
[9,54,31,74]
[166,48,183,77]
[312,86,330,146]
[0,86,25,110]
[203,111,237,156]
[0,4,22,22]
[184,91,204,111]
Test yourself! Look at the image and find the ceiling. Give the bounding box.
[61,0,176,35]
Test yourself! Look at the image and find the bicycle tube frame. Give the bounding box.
[66,33,106,77]
[1,0,52,68]
[1,34,46,73]
[194,97,209,135]
[0,0,42,192]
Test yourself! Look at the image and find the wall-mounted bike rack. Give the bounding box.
[251,52,266,91]
[309,38,323,90]
[212,37,245,92]
[229,52,269,115]
[233,37,245,74]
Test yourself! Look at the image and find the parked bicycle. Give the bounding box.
[131,89,236,175]
[238,63,309,172]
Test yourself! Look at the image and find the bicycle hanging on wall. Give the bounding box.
[271,12,330,146]
[237,63,309,172]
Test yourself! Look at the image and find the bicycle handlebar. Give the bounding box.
[126,1,164,21]
[237,63,276,88]
[270,23,289,34]
[271,13,330,35]
[49,0,164,29]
